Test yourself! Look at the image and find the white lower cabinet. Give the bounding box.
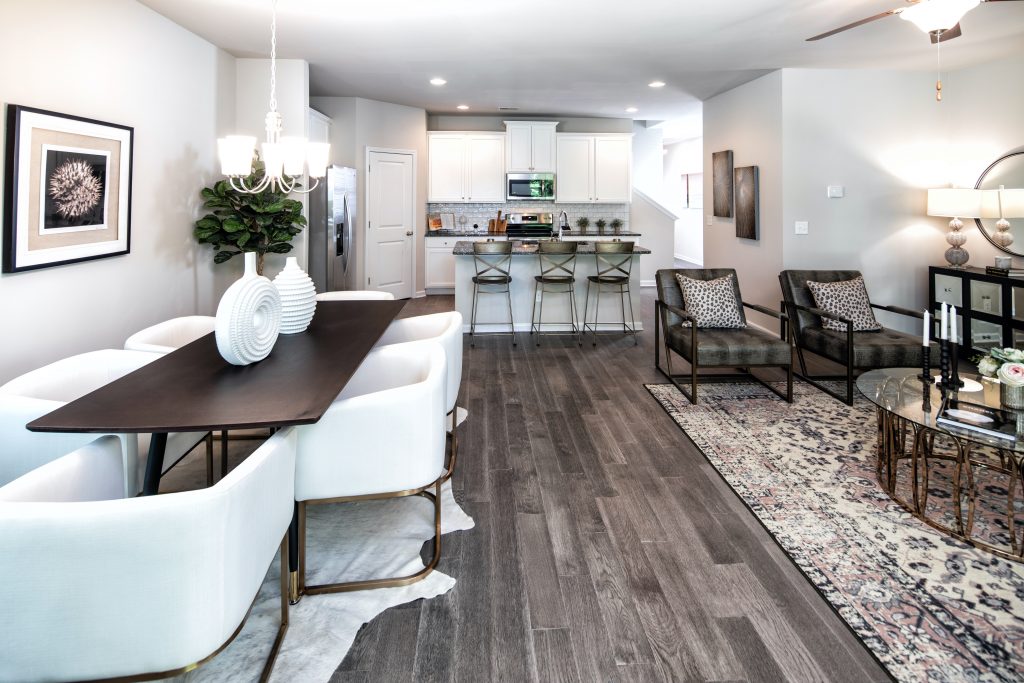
[425,236,494,290]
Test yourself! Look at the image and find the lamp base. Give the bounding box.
[944,246,969,268]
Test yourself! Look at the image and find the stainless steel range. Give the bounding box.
[505,212,554,238]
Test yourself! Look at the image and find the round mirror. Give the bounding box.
[975,147,1024,256]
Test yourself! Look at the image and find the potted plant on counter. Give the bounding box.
[193,155,306,276]
[610,218,623,234]
[595,218,608,234]
[576,217,590,232]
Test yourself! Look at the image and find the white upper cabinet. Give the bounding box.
[428,132,505,203]
[465,134,505,202]
[504,121,558,173]
[555,135,594,202]
[556,133,632,203]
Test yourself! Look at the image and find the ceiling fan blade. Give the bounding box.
[806,8,902,41]
[930,23,963,43]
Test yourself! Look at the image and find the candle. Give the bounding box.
[923,310,930,347]
[950,306,957,345]
[940,302,948,341]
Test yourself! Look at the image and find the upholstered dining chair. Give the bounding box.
[0,429,296,682]
[375,311,465,482]
[291,340,447,601]
[124,315,215,354]
[655,268,793,404]
[779,269,933,405]
[317,290,396,301]
[0,349,212,495]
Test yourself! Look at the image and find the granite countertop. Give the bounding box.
[426,229,493,237]
[452,240,650,255]
[426,229,642,237]
[560,230,642,236]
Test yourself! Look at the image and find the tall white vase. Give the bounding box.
[215,252,282,365]
[273,256,317,334]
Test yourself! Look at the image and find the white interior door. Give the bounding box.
[367,151,414,299]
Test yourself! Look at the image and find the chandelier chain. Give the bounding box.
[269,0,278,113]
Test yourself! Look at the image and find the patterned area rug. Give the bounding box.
[645,382,1024,683]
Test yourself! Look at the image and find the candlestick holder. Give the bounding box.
[939,338,951,391]
[919,345,931,384]
[949,342,964,390]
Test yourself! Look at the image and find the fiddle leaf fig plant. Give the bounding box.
[194,155,306,275]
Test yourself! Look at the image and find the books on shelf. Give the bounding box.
[937,398,1018,441]
[985,266,1024,278]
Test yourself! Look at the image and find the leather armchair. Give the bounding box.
[0,428,296,681]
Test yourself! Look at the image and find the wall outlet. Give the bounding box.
[827,185,845,198]
[795,221,809,235]
[706,214,713,226]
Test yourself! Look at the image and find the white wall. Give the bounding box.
[310,96,428,294]
[703,70,784,329]
[630,190,676,287]
[0,0,234,382]
[631,121,664,199]
[663,137,703,264]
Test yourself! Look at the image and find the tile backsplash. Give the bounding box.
[427,202,629,231]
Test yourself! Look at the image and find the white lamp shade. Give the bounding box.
[218,136,256,176]
[261,141,285,180]
[307,143,330,179]
[900,0,979,32]
[280,137,306,177]
[927,188,984,218]
[980,188,1024,219]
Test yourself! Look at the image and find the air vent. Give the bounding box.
[498,106,520,111]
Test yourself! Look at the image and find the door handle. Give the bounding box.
[406,231,414,236]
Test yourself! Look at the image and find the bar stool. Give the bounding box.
[530,241,582,346]
[470,240,516,347]
[583,241,638,346]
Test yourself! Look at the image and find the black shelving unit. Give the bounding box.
[929,265,1024,360]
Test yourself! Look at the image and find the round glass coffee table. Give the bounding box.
[857,368,1024,562]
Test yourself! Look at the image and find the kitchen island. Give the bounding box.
[453,240,650,334]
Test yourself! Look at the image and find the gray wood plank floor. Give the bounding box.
[328,289,891,682]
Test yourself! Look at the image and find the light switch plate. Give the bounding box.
[706,214,713,226]
[795,221,809,235]
[827,185,845,198]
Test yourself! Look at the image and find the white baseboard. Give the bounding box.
[414,289,427,298]
[424,288,455,296]
[641,279,656,288]
[673,252,703,265]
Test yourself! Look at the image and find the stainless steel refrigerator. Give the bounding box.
[308,165,356,293]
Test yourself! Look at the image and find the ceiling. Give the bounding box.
[139,0,1024,121]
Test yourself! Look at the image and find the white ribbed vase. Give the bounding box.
[273,257,317,334]
[215,252,282,365]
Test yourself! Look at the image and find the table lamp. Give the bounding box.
[927,188,984,268]
[980,186,1024,250]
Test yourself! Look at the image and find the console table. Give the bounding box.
[930,265,1024,360]
[858,367,1024,563]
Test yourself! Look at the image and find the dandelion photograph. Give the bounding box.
[3,104,132,272]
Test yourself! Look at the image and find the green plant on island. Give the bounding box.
[193,154,307,276]
[576,217,590,231]
[610,218,623,233]
[595,218,608,232]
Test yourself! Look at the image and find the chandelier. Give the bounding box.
[216,0,329,194]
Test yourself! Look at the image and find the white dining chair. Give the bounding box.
[0,428,296,682]
[124,315,216,354]
[375,311,465,481]
[316,290,395,301]
[0,349,213,495]
[292,340,447,599]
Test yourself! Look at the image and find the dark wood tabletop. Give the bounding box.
[28,299,406,434]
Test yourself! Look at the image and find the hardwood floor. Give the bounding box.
[331,289,890,682]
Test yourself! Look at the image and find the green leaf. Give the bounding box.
[267,242,293,254]
[222,218,245,233]
[214,250,238,264]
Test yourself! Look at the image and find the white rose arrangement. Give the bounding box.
[977,347,1024,387]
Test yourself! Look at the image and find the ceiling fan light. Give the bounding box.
[899,0,979,33]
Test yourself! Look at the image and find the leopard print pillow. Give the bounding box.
[675,273,746,329]
[806,276,882,332]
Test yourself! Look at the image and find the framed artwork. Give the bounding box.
[712,150,733,218]
[735,165,759,240]
[3,104,133,273]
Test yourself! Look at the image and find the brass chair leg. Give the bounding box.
[301,479,443,596]
[260,535,290,683]
[221,430,229,478]
[205,433,214,486]
[442,410,458,484]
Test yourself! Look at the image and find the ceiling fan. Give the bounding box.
[807,0,1019,43]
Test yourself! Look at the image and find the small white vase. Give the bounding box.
[215,252,282,365]
[273,256,317,334]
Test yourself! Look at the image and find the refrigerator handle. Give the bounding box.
[340,193,349,275]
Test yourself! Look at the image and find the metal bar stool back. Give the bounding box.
[531,241,582,346]
[583,241,638,345]
[470,240,516,346]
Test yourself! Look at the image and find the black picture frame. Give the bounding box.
[735,165,759,240]
[3,104,133,273]
[712,150,733,218]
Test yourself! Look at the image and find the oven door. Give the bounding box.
[507,173,555,201]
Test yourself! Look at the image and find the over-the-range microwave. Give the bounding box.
[507,172,555,201]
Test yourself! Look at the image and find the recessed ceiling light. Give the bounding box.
[430,77,447,86]
[456,105,469,110]
[648,81,666,88]
[626,107,638,113]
